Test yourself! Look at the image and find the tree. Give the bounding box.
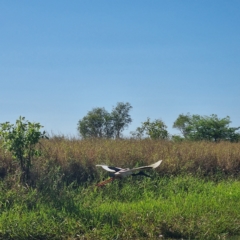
[173,113,240,142]
[77,108,113,138]
[131,118,169,140]
[77,102,133,139]
[111,102,132,139]
[173,113,191,138]
[0,116,48,183]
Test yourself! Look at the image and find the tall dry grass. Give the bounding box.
[1,138,240,184]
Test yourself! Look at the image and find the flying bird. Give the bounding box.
[96,160,162,187]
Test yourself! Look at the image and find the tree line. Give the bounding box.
[0,108,239,183]
[77,102,240,142]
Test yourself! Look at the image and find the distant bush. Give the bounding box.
[173,113,240,142]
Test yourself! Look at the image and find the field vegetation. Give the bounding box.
[1,138,240,239]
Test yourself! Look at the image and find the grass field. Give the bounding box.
[1,139,240,239]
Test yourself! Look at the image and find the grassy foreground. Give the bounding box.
[1,139,240,239]
[1,175,240,239]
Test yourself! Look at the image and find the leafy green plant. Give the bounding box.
[0,116,48,183]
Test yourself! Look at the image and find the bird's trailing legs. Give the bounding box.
[96,177,115,187]
[96,171,151,187]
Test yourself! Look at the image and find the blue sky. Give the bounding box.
[1,1,240,137]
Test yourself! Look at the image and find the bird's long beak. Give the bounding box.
[96,177,114,187]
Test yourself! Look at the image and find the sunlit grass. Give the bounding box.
[1,175,240,239]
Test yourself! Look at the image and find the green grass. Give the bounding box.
[1,175,240,239]
[1,138,240,239]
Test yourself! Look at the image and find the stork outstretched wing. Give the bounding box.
[96,160,162,173]
[126,160,162,172]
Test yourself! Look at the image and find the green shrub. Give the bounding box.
[0,116,48,184]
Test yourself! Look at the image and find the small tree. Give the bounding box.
[0,116,48,183]
[173,113,192,138]
[77,102,133,139]
[77,108,113,138]
[111,102,132,139]
[131,118,169,140]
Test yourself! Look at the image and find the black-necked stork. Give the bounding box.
[96,160,162,186]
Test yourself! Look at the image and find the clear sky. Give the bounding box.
[1,1,240,137]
